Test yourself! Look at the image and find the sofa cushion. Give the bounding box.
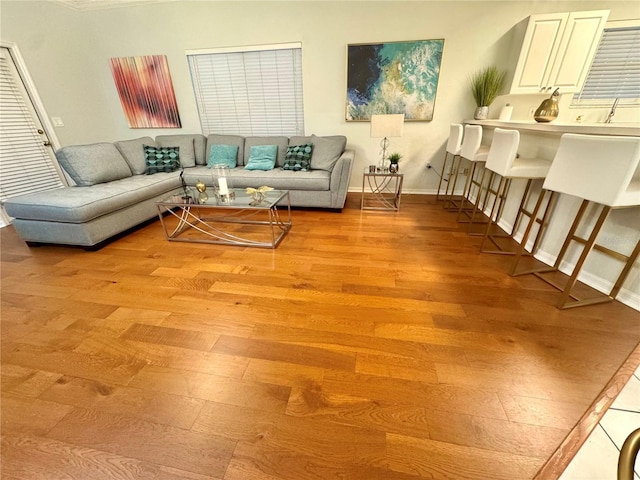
[283,144,313,171]
[290,135,346,171]
[3,173,181,223]
[245,145,277,171]
[311,135,346,171]
[56,143,133,186]
[228,168,330,191]
[143,146,181,174]
[208,144,238,169]
[244,136,288,167]
[206,135,245,166]
[156,135,196,167]
[114,137,156,175]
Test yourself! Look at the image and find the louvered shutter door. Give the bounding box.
[0,48,64,203]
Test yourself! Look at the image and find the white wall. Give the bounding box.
[2,0,638,195]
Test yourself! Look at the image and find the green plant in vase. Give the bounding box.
[470,65,506,120]
[388,152,402,173]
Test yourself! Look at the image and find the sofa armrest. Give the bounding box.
[329,149,355,209]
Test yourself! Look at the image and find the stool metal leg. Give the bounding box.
[453,162,474,213]
[513,197,640,309]
[480,178,542,254]
[444,155,465,211]
[511,190,556,275]
[618,428,640,480]
[479,176,508,250]
[436,152,454,202]
[556,205,611,308]
[609,238,640,301]
[456,162,487,224]
[467,169,494,234]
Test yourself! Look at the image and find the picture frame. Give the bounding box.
[346,39,445,122]
[110,55,182,129]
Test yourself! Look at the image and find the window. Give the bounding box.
[573,21,640,106]
[187,43,304,136]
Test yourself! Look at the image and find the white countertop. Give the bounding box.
[465,119,640,136]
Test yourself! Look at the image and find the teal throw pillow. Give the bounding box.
[245,144,277,171]
[143,145,180,174]
[207,144,238,169]
[282,143,313,172]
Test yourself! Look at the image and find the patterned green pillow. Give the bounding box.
[143,145,180,174]
[282,143,313,171]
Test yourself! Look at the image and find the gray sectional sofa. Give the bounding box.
[3,133,354,248]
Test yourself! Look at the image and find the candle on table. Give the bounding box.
[218,177,229,195]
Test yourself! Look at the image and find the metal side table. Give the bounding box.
[361,170,404,212]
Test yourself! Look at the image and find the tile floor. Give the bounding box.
[560,364,640,480]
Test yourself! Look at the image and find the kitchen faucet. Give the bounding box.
[605,98,620,124]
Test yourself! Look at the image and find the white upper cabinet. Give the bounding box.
[510,10,609,94]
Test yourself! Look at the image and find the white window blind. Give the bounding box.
[0,49,63,203]
[187,43,304,136]
[574,25,640,105]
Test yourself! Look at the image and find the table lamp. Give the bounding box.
[371,114,404,169]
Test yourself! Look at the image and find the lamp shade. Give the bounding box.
[371,114,405,138]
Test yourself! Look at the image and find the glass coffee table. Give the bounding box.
[156,188,291,248]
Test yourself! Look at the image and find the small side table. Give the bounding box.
[361,170,404,211]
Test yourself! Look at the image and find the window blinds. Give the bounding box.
[187,44,304,136]
[576,26,640,103]
[0,48,63,203]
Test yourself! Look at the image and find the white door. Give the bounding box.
[0,45,65,227]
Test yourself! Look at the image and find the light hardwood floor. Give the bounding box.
[2,194,639,480]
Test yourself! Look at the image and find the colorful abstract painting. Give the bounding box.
[346,39,444,121]
[110,55,181,128]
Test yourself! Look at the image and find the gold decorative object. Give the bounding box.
[246,186,273,206]
[534,88,560,123]
[196,179,208,204]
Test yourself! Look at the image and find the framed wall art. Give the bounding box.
[110,55,181,128]
[346,39,444,122]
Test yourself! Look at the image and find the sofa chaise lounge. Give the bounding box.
[3,133,354,249]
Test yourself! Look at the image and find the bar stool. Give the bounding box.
[471,128,551,253]
[445,125,489,214]
[435,123,463,203]
[512,133,640,309]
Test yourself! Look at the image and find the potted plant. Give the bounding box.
[388,152,402,173]
[470,66,506,120]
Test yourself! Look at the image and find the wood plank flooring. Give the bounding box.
[2,193,639,480]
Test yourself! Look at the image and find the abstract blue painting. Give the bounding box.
[346,39,444,121]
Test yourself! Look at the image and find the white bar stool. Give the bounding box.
[512,133,640,309]
[436,124,463,203]
[472,128,551,253]
[445,125,489,214]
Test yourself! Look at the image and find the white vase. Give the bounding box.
[474,106,489,120]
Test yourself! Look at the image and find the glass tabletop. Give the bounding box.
[159,187,288,209]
